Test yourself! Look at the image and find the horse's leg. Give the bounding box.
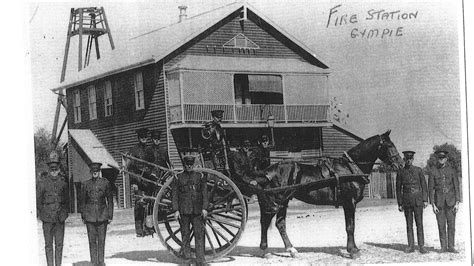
[275,206,298,257]
[342,198,360,258]
[259,207,276,258]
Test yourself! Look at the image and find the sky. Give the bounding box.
[25,0,465,167]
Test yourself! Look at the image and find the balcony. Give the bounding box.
[169,104,330,125]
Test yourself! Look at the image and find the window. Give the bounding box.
[234,74,283,104]
[73,90,81,123]
[104,81,113,116]
[88,85,97,120]
[134,72,144,110]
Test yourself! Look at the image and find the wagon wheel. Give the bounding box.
[153,168,247,261]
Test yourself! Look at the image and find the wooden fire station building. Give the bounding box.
[52,3,363,210]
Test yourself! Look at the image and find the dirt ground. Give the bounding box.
[36,199,469,265]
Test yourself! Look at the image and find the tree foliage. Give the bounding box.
[34,127,66,180]
[425,143,461,175]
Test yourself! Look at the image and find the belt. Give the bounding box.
[43,202,62,205]
[179,185,201,193]
[87,200,105,204]
[403,188,420,193]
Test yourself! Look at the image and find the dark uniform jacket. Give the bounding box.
[231,150,267,184]
[80,177,114,223]
[36,173,69,223]
[428,164,460,208]
[202,121,228,169]
[202,121,224,143]
[145,145,170,168]
[396,165,428,207]
[128,143,147,173]
[172,171,209,215]
[251,145,270,171]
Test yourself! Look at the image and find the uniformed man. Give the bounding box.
[36,152,69,266]
[231,139,271,188]
[428,150,461,253]
[127,127,150,176]
[251,134,271,172]
[146,129,172,173]
[201,110,228,171]
[126,127,151,237]
[80,162,114,266]
[172,156,208,265]
[396,151,428,254]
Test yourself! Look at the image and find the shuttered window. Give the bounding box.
[134,72,144,110]
[88,85,97,120]
[104,81,113,116]
[73,90,81,123]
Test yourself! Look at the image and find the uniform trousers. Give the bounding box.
[86,221,108,265]
[180,214,205,263]
[404,206,424,247]
[435,202,456,249]
[42,221,65,266]
[134,199,145,235]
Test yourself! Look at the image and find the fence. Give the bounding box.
[364,171,397,199]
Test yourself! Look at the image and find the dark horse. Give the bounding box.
[256,130,404,258]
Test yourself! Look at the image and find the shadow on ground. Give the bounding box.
[107,245,351,263]
[109,250,182,264]
[107,228,137,236]
[227,245,350,259]
[364,242,438,253]
[72,261,93,266]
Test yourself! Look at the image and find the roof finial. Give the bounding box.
[178,5,188,22]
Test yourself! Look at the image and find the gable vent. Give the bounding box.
[222,33,259,49]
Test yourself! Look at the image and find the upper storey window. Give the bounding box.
[134,72,144,110]
[73,90,81,123]
[104,81,113,117]
[87,85,97,120]
[234,74,283,104]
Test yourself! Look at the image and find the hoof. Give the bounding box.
[349,248,360,259]
[260,249,272,258]
[287,247,299,258]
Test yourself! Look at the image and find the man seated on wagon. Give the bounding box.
[251,134,271,172]
[230,139,272,194]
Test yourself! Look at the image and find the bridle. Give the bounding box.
[377,135,399,167]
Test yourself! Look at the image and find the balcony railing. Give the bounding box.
[169,104,329,124]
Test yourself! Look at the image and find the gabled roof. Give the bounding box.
[69,129,118,168]
[52,2,329,92]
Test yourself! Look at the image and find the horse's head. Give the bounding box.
[376,130,404,170]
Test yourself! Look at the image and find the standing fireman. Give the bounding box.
[81,162,114,266]
[172,156,208,265]
[428,150,461,253]
[126,127,151,237]
[396,151,429,254]
[36,152,69,266]
[201,110,228,171]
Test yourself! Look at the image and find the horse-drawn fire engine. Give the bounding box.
[110,123,402,261]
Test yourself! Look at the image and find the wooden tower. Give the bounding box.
[53,7,114,146]
[60,7,115,83]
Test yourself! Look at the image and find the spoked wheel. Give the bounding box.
[153,168,247,261]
